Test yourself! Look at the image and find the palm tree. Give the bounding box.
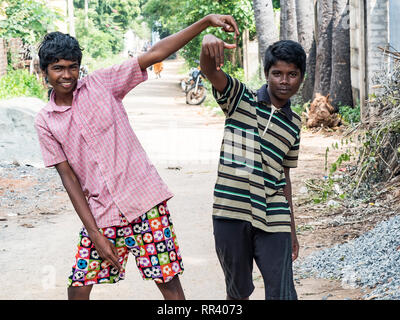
[330,0,353,110]
[295,0,314,54]
[253,0,279,68]
[280,0,297,41]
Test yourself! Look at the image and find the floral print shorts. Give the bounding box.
[68,201,184,287]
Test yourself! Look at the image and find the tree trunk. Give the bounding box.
[84,0,89,28]
[301,37,317,103]
[313,0,333,97]
[67,0,76,37]
[329,0,353,110]
[253,0,279,69]
[295,0,314,54]
[280,0,298,41]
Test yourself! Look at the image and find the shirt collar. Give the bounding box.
[256,84,293,121]
[44,79,83,113]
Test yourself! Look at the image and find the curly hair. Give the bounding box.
[38,32,83,72]
[263,40,306,78]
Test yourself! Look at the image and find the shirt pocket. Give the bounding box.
[84,95,116,137]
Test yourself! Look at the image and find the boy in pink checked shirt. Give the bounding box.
[34,14,239,300]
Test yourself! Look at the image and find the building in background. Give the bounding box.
[350,0,400,121]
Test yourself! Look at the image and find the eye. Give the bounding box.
[290,72,298,78]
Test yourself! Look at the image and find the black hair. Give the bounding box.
[38,31,83,72]
[263,40,306,78]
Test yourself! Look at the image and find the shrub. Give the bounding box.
[0,69,46,100]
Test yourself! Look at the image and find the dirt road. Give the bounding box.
[0,59,365,300]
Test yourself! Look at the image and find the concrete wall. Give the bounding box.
[242,29,260,82]
[389,0,400,51]
[366,0,389,90]
[349,0,399,120]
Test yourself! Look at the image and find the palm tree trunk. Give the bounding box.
[280,0,298,41]
[253,0,279,68]
[329,0,353,110]
[313,0,333,96]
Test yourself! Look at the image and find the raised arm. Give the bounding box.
[200,34,237,93]
[138,14,239,70]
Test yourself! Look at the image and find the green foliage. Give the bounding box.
[272,0,280,9]
[142,0,256,67]
[75,9,116,59]
[0,68,46,100]
[73,0,141,58]
[339,104,361,125]
[74,0,140,31]
[0,0,61,44]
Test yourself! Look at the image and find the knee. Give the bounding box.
[67,285,92,300]
[157,275,185,300]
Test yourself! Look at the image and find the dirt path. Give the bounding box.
[0,59,366,300]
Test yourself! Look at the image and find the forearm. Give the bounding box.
[56,162,99,236]
[154,17,210,60]
[139,16,211,69]
[283,171,296,235]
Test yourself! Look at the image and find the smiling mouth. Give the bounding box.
[58,81,75,89]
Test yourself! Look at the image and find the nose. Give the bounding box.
[62,68,72,79]
[280,74,289,84]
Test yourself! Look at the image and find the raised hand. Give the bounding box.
[201,34,236,71]
[206,14,240,39]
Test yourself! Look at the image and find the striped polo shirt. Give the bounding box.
[212,74,301,233]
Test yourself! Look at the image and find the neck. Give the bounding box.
[54,91,73,106]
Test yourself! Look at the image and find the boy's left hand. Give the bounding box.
[206,14,240,39]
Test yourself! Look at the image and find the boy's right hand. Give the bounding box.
[90,230,122,271]
[201,34,237,71]
[206,14,240,39]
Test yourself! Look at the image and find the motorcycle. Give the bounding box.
[180,63,207,105]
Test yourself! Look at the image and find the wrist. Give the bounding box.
[203,14,214,28]
[87,226,102,238]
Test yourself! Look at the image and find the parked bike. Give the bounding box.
[180,62,207,105]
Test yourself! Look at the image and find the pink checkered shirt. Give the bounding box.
[34,57,173,228]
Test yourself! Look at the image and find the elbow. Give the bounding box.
[147,47,163,64]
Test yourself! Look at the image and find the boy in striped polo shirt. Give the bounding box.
[200,34,306,300]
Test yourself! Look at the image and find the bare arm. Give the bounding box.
[283,167,299,261]
[55,161,122,270]
[138,14,239,70]
[200,34,237,92]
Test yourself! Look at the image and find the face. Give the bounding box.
[45,59,79,97]
[265,60,303,106]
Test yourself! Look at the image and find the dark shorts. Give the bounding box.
[213,217,297,300]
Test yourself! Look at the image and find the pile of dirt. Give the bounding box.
[0,97,45,167]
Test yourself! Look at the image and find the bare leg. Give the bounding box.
[156,275,185,300]
[68,285,93,300]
